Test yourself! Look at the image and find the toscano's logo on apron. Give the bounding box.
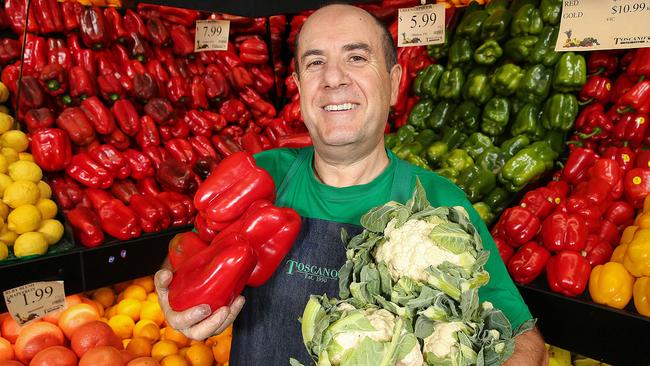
[286,259,339,283]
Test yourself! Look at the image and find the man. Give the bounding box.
[155,4,548,365]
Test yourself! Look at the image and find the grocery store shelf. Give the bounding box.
[0,226,190,312]
[518,280,650,366]
[135,0,375,17]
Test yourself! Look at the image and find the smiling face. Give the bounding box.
[294,5,402,151]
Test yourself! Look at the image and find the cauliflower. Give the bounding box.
[422,321,465,359]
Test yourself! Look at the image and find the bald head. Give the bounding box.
[294,4,397,76]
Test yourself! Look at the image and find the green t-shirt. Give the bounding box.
[254,147,532,329]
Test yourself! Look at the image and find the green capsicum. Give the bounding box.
[441,149,474,173]
[491,63,524,96]
[540,0,562,25]
[426,101,456,131]
[421,64,445,99]
[503,35,539,62]
[457,165,497,203]
[481,97,511,136]
[456,9,490,41]
[425,126,466,164]
[477,146,505,174]
[481,8,513,41]
[448,37,474,68]
[407,99,434,130]
[486,0,510,15]
[501,135,531,160]
[511,103,546,140]
[500,141,558,192]
[552,52,587,92]
[516,64,552,103]
[529,26,561,66]
[510,0,540,13]
[463,68,494,105]
[542,130,566,154]
[384,133,398,149]
[451,100,481,132]
[474,40,503,66]
[396,125,417,144]
[462,132,494,160]
[412,68,427,97]
[438,68,465,101]
[484,186,512,213]
[541,93,579,131]
[434,167,459,183]
[415,129,437,148]
[511,4,543,36]
[405,154,431,170]
[427,33,449,61]
[393,129,437,159]
[473,202,495,224]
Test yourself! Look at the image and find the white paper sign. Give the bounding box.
[195,20,231,52]
[3,281,66,326]
[398,4,446,47]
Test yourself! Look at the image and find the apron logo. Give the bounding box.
[286,259,339,282]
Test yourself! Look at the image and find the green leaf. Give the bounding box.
[378,262,393,296]
[338,261,354,299]
[289,358,306,366]
[360,264,381,297]
[350,282,375,307]
[360,201,404,232]
[429,222,474,255]
[406,178,430,213]
[414,314,435,339]
[340,336,386,366]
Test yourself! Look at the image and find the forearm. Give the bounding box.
[504,326,548,366]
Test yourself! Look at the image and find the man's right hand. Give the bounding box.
[154,269,245,340]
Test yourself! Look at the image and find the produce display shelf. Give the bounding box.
[0,225,189,312]
[518,280,650,366]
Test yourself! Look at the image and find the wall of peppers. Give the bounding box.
[0,0,649,364]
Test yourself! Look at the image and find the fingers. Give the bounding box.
[155,270,211,330]
[154,269,172,290]
[214,296,245,335]
[182,306,229,340]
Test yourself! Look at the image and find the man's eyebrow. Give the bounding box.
[343,42,372,53]
[300,49,324,64]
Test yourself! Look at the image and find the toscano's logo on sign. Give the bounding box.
[286,260,339,282]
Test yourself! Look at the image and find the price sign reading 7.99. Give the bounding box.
[3,281,66,326]
[195,20,230,52]
[398,4,445,47]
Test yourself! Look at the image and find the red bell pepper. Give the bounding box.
[239,38,269,65]
[583,235,613,267]
[133,73,159,101]
[46,39,72,72]
[498,206,540,247]
[67,207,104,248]
[103,128,131,151]
[170,25,194,57]
[250,65,275,95]
[80,96,117,135]
[597,219,621,247]
[32,0,63,34]
[612,112,649,147]
[611,73,638,105]
[18,76,46,111]
[69,66,96,102]
[561,148,598,184]
[619,80,650,114]
[275,133,314,149]
[541,212,588,252]
[124,149,154,180]
[25,108,54,131]
[111,99,141,137]
[136,116,161,149]
[80,7,107,50]
[546,250,591,297]
[0,39,21,66]
[494,237,514,264]
[97,199,141,240]
[189,77,209,110]
[194,214,218,242]
[579,76,612,105]
[519,187,558,220]
[88,144,130,180]
[49,174,83,210]
[627,48,650,78]
[588,51,618,76]
[146,5,199,27]
[97,73,126,102]
[588,160,623,200]
[144,98,174,125]
[636,149,650,169]
[124,9,150,40]
[211,135,242,158]
[182,110,211,137]
[104,7,128,44]
[193,157,219,181]
[603,146,634,173]
[624,168,650,207]
[157,191,195,226]
[189,136,218,160]
[5,0,39,34]
[156,159,197,194]
[66,152,114,189]
[241,131,264,155]
[507,242,551,284]
[605,201,635,226]
[146,17,170,47]
[137,177,160,197]
[60,1,81,32]
[168,232,209,271]
[142,145,170,170]
[56,107,96,146]
[239,87,276,119]
[165,139,197,166]
[84,188,113,211]
[565,196,601,234]
[166,76,187,104]
[548,179,570,200]
[168,233,256,312]
[30,128,72,172]
[127,32,149,63]
[130,193,170,233]
[37,64,67,98]
[110,179,139,204]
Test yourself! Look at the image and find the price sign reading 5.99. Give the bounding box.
[398,4,445,47]
[195,20,230,52]
[3,281,66,326]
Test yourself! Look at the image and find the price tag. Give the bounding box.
[195,20,230,52]
[3,281,66,326]
[397,4,445,47]
[556,0,650,51]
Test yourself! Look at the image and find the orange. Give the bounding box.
[134,320,160,343]
[93,287,116,308]
[162,327,189,348]
[132,277,155,293]
[123,285,148,301]
[114,280,133,293]
[109,314,136,339]
[78,346,125,366]
[185,343,213,366]
[161,354,188,366]
[178,347,189,359]
[151,340,178,361]
[30,345,78,366]
[57,303,100,339]
[14,321,65,364]
[211,337,230,364]
[140,301,165,326]
[1,317,20,343]
[128,356,162,366]
[0,337,13,361]
[70,320,123,357]
[117,298,143,321]
[146,293,159,303]
[127,337,154,358]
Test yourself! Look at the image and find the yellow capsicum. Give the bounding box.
[620,225,639,246]
[633,276,650,316]
[611,243,628,263]
[623,228,650,277]
[589,262,635,309]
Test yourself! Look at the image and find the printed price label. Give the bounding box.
[195,20,230,52]
[3,281,66,326]
[556,0,650,51]
[397,4,445,47]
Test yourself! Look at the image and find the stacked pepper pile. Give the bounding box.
[387,0,587,224]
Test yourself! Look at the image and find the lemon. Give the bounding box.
[7,204,42,233]
[0,242,7,260]
[0,174,11,197]
[0,82,8,103]
[37,181,52,199]
[2,148,18,164]
[1,131,29,153]
[3,180,40,208]
[0,154,7,174]
[13,232,48,257]
[8,160,43,182]
[36,198,57,220]
[38,219,64,245]
[0,106,8,115]
[0,202,8,220]
[0,113,12,134]
[0,227,17,246]
[18,152,33,162]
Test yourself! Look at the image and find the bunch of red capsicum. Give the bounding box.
[166,151,301,311]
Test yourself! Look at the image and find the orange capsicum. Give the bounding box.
[633,276,650,316]
[589,262,635,309]
[623,228,650,277]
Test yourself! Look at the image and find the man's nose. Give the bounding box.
[322,60,350,89]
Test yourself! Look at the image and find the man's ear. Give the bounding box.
[389,63,402,106]
[292,72,301,95]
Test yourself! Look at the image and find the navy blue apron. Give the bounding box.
[229,149,412,366]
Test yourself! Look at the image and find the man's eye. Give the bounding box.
[307,60,324,68]
[350,55,367,62]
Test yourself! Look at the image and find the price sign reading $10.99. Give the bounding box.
[195,19,230,52]
[3,281,66,326]
[398,4,445,47]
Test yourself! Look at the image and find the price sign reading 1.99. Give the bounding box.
[398,4,445,47]
[195,20,230,52]
[3,281,66,326]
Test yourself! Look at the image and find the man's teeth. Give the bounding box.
[324,103,357,111]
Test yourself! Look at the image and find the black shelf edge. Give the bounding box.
[517,281,650,366]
